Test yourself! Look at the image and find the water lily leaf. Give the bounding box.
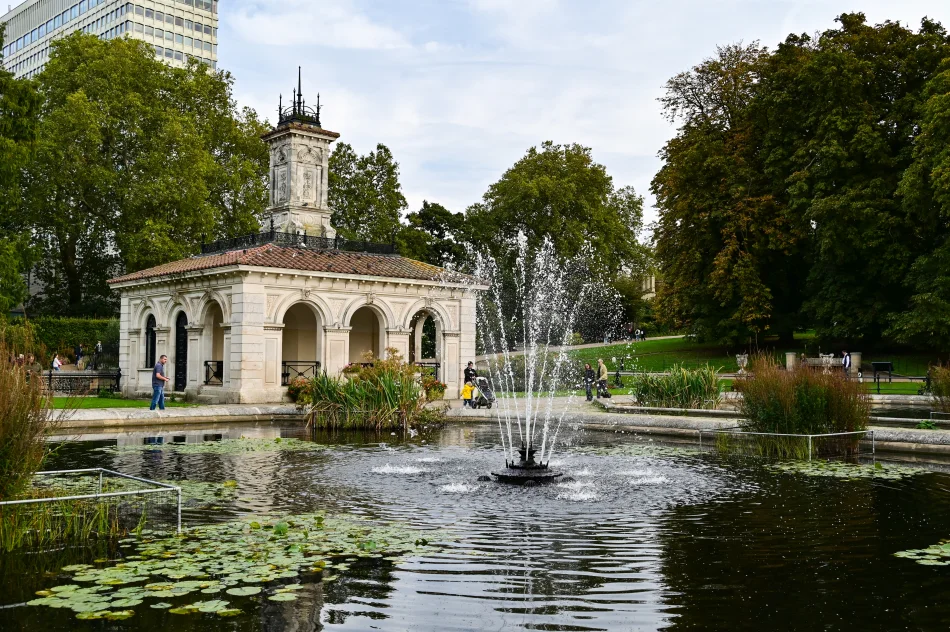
[62,564,93,572]
[226,586,262,596]
[34,590,54,597]
[150,602,173,609]
[51,584,81,593]
[277,584,303,592]
[274,522,289,536]
[195,599,230,613]
[267,593,297,602]
[111,598,143,608]
[104,610,135,620]
[75,611,109,620]
[169,606,199,615]
[217,608,242,617]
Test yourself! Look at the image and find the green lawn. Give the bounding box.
[51,397,196,409]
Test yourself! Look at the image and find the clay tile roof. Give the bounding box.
[107,244,478,285]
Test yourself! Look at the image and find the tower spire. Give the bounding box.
[297,66,303,113]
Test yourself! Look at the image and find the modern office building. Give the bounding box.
[1,0,217,79]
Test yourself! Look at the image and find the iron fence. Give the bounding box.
[203,361,223,386]
[46,369,121,394]
[281,361,320,386]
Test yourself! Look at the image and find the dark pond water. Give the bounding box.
[5,422,950,631]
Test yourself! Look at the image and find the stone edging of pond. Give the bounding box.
[58,404,304,428]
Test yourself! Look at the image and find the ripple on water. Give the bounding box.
[556,480,599,501]
[371,464,429,475]
[439,482,477,493]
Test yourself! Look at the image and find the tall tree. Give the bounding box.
[891,57,950,347]
[328,142,407,243]
[22,33,269,316]
[0,26,40,314]
[653,43,806,344]
[467,141,645,276]
[396,201,469,268]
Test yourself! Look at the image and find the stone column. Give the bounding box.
[413,316,425,361]
[324,327,351,375]
[222,326,232,385]
[262,324,284,389]
[443,331,461,396]
[850,352,862,378]
[186,325,203,391]
[118,295,131,395]
[127,328,141,391]
[786,352,797,371]
[387,329,410,361]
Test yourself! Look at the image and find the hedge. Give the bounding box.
[4,317,119,367]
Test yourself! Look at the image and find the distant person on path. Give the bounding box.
[26,354,42,376]
[842,350,851,376]
[150,354,170,411]
[461,380,474,408]
[74,343,83,369]
[52,354,62,371]
[597,359,609,398]
[94,340,103,370]
[464,361,477,383]
[584,363,595,401]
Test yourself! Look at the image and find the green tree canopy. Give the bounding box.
[653,14,950,347]
[396,201,469,268]
[328,142,407,243]
[21,33,268,316]
[467,141,645,277]
[0,26,40,314]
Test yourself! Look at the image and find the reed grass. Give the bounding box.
[306,348,444,431]
[932,364,950,413]
[628,363,721,409]
[725,355,870,458]
[0,499,128,552]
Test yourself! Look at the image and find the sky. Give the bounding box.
[219,0,950,235]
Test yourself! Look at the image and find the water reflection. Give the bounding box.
[3,423,950,631]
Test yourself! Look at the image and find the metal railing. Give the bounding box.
[0,468,181,533]
[46,369,121,394]
[203,360,223,386]
[281,361,320,386]
[698,428,874,460]
[414,361,441,382]
[201,229,395,256]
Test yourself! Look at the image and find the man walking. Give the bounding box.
[150,355,170,411]
[842,350,852,377]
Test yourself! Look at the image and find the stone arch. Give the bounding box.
[199,299,226,385]
[273,293,333,328]
[280,301,324,384]
[348,305,387,363]
[195,290,231,324]
[163,297,193,330]
[400,298,453,332]
[341,296,394,330]
[132,297,160,331]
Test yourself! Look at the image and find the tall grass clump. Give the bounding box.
[628,364,721,409]
[932,364,950,413]
[0,334,60,501]
[306,348,445,431]
[732,355,870,458]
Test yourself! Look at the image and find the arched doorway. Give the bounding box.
[174,312,188,391]
[144,315,156,368]
[349,306,384,363]
[281,303,321,385]
[202,302,224,385]
[409,310,440,363]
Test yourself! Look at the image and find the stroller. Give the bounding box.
[471,376,496,409]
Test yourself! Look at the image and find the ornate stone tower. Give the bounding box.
[261,69,339,238]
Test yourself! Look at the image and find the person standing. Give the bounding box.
[74,343,83,369]
[597,358,609,398]
[150,354,170,411]
[461,380,474,408]
[583,363,595,401]
[93,340,103,370]
[842,350,852,377]
[52,354,62,371]
[464,361,477,384]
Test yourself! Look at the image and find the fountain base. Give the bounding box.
[490,444,564,485]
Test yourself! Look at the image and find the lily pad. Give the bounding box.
[217,608,242,617]
[267,593,297,602]
[110,598,143,608]
[104,610,135,620]
[150,602,173,609]
[226,586,261,597]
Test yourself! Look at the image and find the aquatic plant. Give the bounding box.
[768,460,925,480]
[627,363,721,409]
[96,436,321,455]
[0,337,65,501]
[730,355,870,458]
[894,540,950,566]
[26,513,444,619]
[932,364,950,413]
[306,349,443,431]
[0,498,132,552]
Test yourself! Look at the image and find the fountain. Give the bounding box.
[472,234,622,485]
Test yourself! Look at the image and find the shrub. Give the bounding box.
[628,363,721,409]
[932,364,950,413]
[286,376,311,405]
[732,355,870,458]
[305,348,444,431]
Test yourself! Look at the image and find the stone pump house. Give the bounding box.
[108,80,484,403]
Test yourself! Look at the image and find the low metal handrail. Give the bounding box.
[46,369,121,394]
[414,361,441,382]
[203,360,224,386]
[0,468,181,533]
[698,428,873,460]
[281,361,320,386]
